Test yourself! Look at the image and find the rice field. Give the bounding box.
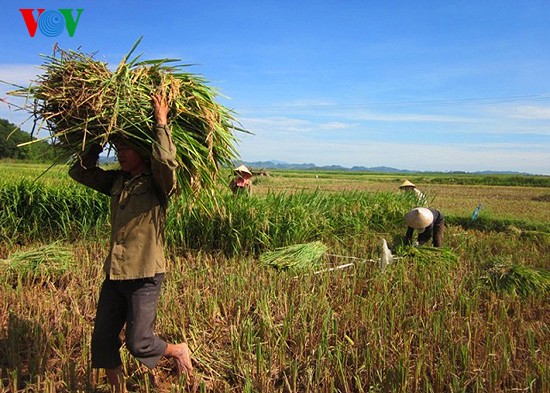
[0,161,549,392]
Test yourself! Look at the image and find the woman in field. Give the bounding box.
[399,179,427,205]
[69,94,193,392]
[405,207,445,247]
[229,164,253,195]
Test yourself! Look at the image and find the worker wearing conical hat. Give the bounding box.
[399,180,416,189]
[399,179,427,206]
[229,164,253,195]
[235,165,252,176]
[405,207,445,247]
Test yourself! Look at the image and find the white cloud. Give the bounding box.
[236,130,550,175]
[345,111,472,123]
[0,64,39,129]
[505,105,550,120]
[319,122,352,130]
[238,99,550,138]
[239,116,356,135]
[240,116,312,134]
[0,64,40,87]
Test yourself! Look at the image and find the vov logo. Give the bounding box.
[20,9,84,37]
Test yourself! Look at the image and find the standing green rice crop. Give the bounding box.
[8,37,244,196]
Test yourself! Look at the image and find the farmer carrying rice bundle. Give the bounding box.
[69,94,192,391]
[7,40,245,391]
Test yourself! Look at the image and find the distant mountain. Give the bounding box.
[241,160,531,175]
[242,160,414,173]
[472,170,531,175]
[99,156,532,175]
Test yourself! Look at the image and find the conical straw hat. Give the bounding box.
[399,179,416,188]
[405,207,434,229]
[234,165,252,175]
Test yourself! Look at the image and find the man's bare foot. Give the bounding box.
[165,342,193,380]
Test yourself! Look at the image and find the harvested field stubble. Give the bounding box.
[1,236,547,392]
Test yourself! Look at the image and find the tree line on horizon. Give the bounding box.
[0,118,56,161]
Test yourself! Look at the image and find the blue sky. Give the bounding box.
[1,1,549,174]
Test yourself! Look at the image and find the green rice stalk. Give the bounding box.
[8,37,245,197]
[0,242,72,278]
[260,241,328,271]
[403,246,458,267]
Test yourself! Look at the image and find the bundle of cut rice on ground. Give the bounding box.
[405,246,458,267]
[8,38,243,196]
[0,242,72,279]
[480,258,549,297]
[260,241,329,272]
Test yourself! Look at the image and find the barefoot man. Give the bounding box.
[69,94,193,391]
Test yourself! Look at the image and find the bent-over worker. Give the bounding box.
[405,207,445,247]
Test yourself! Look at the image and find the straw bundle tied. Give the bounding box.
[9,38,244,195]
[260,241,329,272]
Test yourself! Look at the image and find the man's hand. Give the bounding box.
[152,93,169,126]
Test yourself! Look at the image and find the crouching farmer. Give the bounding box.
[69,94,193,392]
[405,207,445,247]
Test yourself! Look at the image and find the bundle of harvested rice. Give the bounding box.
[403,246,458,268]
[260,241,328,271]
[8,38,243,196]
[0,242,72,279]
[480,258,549,297]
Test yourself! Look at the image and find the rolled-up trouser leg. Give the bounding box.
[91,277,127,369]
[124,273,168,369]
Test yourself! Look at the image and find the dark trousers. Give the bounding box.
[418,219,445,247]
[91,274,167,369]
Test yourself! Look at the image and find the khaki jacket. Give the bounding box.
[69,125,178,279]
